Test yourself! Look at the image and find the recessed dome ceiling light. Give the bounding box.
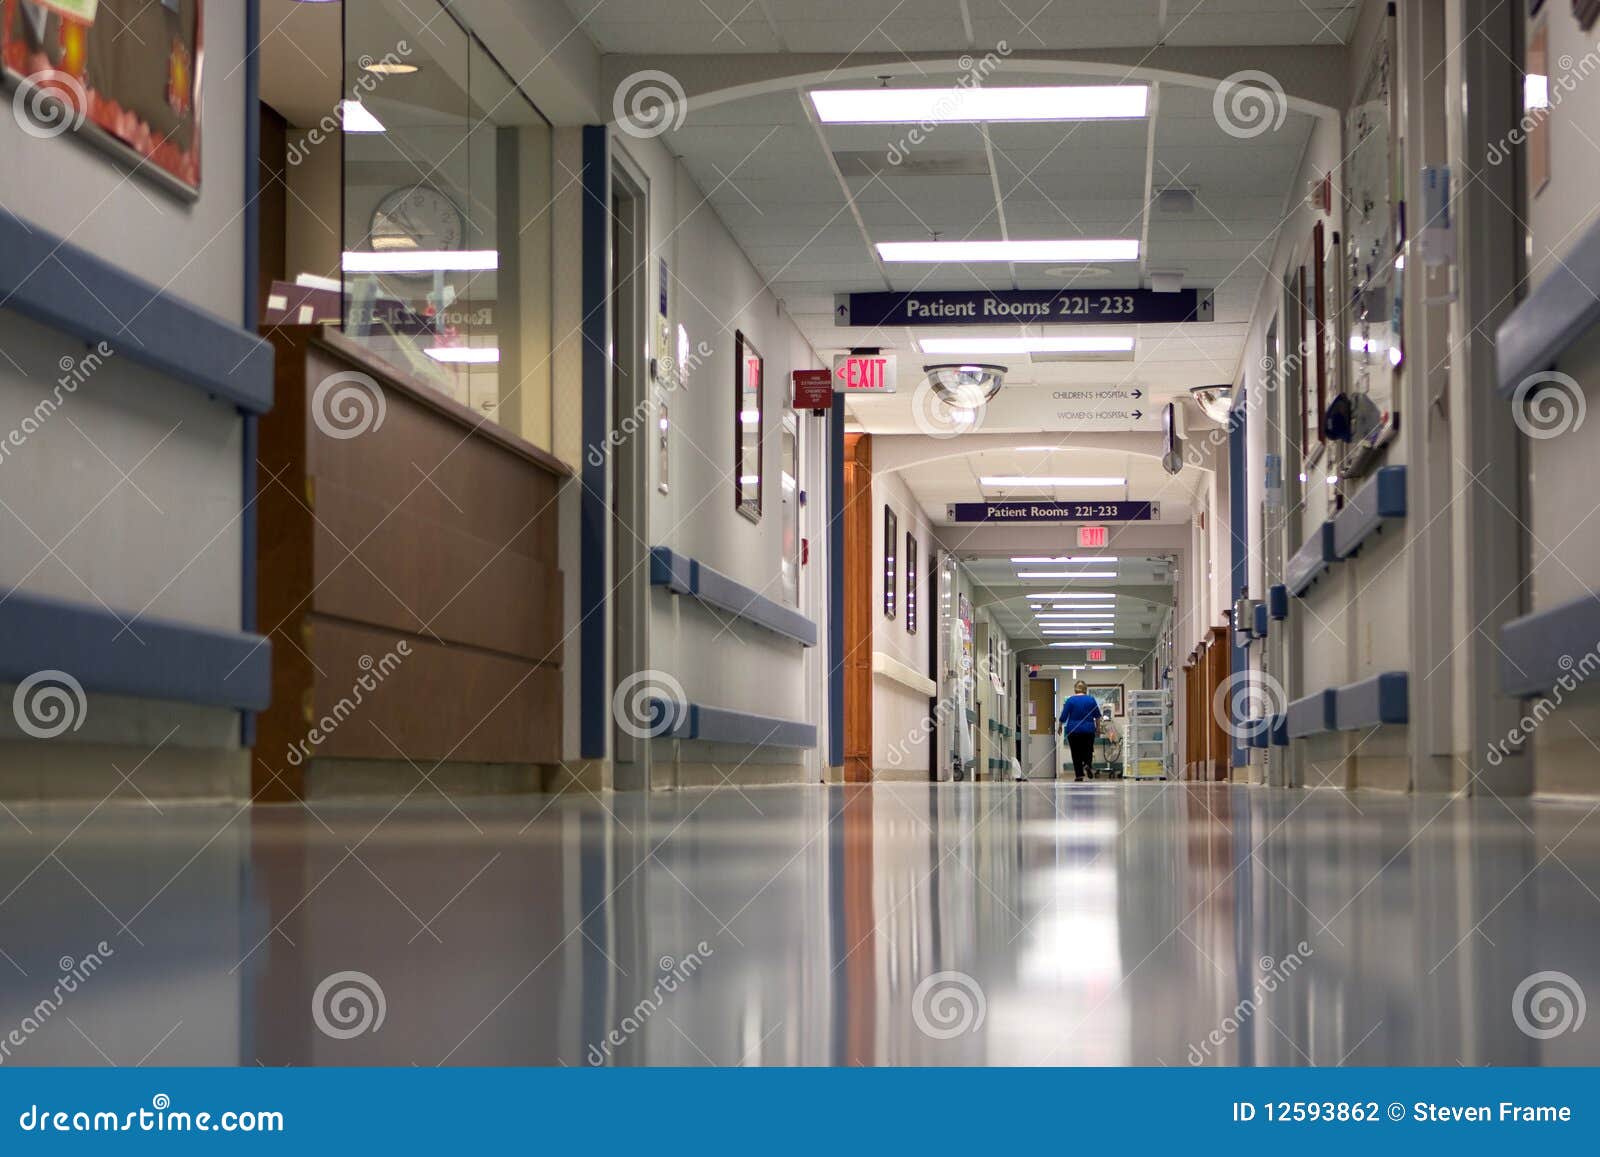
[923,363,1006,408]
[362,60,420,75]
[1188,384,1234,424]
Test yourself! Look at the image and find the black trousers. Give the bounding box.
[1067,731,1097,778]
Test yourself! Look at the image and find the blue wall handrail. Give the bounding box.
[1332,465,1407,559]
[646,699,816,748]
[649,546,818,647]
[1286,672,1409,738]
[1286,688,1337,738]
[0,588,271,712]
[1286,522,1337,597]
[1499,594,1600,698]
[1496,211,1600,397]
[0,209,273,414]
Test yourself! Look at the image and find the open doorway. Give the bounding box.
[610,151,650,791]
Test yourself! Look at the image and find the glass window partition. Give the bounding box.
[341,1,551,439]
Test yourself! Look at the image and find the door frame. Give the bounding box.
[609,144,652,791]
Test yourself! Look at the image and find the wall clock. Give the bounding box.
[368,185,465,264]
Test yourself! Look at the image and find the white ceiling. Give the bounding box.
[565,0,1359,55]
[650,75,1313,411]
[953,553,1175,651]
[565,1,1339,643]
[891,444,1194,525]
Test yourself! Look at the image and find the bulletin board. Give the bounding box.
[2,0,204,196]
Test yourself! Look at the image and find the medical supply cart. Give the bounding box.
[1122,689,1173,780]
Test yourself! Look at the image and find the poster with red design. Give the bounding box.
[2,0,203,196]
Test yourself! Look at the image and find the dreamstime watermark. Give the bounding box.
[585,338,713,468]
[285,644,410,767]
[909,378,989,439]
[883,690,966,770]
[1213,70,1288,140]
[1486,41,1600,167]
[1512,970,1586,1039]
[11,669,87,740]
[912,970,986,1039]
[1509,370,1585,440]
[611,669,688,740]
[586,943,714,1064]
[1211,669,1287,745]
[285,42,414,166]
[11,68,86,140]
[312,970,386,1040]
[1485,642,1600,767]
[884,44,1012,165]
[0,342,114,467]
[0,942,114,1065]
[1168,346,1302,473]
[1187,941,1314,1064]
[614,70,688,139]
[312,370,387,440]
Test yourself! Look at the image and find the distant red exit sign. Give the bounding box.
[1087,649,1107,662]
[1079,525,1108,548]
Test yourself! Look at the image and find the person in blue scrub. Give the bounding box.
[1059,681,1103,782]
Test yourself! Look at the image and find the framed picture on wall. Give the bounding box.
[882,506,897,619]
[734,330,763,522]
[1307,223,1329,467]
[1087,683,1124,717]
[2,0,205,198]
[905,532,918,634]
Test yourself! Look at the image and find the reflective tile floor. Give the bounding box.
[1,782,1598,1066]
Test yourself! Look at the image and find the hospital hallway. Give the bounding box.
[2,781,1596,1066]
[7,0,1600,1081]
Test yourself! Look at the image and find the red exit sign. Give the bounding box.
[1078,525,1108,549]
[833,353,898,393]
[1087,649,1107,662]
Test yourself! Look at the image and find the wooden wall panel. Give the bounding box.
[307,617,561,765]
[254,331,569,797]
[842,434,873,784]
[1205,626,1231,781]
[308,477,561,662]
[304,342,560,562]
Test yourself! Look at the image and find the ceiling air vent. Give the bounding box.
[1156,185,1199,214]
[833,150,990,178]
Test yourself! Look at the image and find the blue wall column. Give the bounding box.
[241,0,262,747]
[580,126,609,760]
[1228,392,1249,771]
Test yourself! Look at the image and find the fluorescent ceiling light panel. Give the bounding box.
[877,240,1139,263]
[340,100,385,133]
[810,85,1148,123]
[920,336,1134,355]
[423,347,500,364]
[343,250,499,273]
[1012,556,1119,563]
[1031,593,1117,600]
[1034,613,1115,619]
[981,475,1125,487]
[1017,570,1118,579]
